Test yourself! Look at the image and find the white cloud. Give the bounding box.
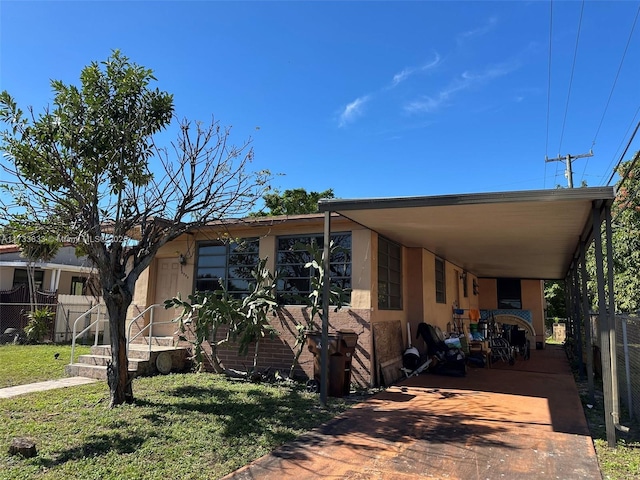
[391,53,441,87]
[404,61,518,114]
[335,53,441,127]
[338,95,370,127]
[392,68,412,87]
[457,16,498,45]
[405,95,445,114]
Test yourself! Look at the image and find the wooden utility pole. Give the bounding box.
[545,150,593,188]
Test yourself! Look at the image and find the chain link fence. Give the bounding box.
[0,298,105,345]
[615,315,640,421]
[585,314,640,421]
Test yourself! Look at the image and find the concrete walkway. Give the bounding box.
[222,345,602,480]
[0,377,98,399]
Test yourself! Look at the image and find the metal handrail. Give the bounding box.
[126,304,177,356]
[70,303,107,364]
[69,303,177,365]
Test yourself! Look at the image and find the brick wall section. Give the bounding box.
[177,306,373,387]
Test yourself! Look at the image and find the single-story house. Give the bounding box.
[129,187,617,390]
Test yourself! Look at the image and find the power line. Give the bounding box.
[602,105,640,185]
[606,118,640,186]
[544,0,554,189]
[582,3,640,186]
[590,3,640,148]
[611,150,640,224]
[557,0,585,156]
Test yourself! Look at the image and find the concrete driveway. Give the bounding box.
[222,345,601,480]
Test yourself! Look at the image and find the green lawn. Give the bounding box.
[0,344,91,388]
[0,373,350,479]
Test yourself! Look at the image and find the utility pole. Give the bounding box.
[545,150,593,188]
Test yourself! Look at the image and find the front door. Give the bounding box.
[152,258,181,337]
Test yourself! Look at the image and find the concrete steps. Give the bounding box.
[129,336,176,347]
[65,338,189,380]
[76,354,143,371]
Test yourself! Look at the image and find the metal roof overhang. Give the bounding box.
[318,187,616,280]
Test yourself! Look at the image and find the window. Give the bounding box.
[378,236,402,310]
[71,276,87,295]
[276,233,351,304]
[195,238,259,296]
[435,258,446,304]
[497,278,522,309]
[13,269,44,290]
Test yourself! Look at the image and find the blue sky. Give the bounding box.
[1,1,639,200]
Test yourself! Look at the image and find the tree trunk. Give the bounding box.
[289,342,305,380]
[104,287,134,407]
[252,339,260,372]
[205,341,224,374]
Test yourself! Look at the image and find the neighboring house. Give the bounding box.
[0,244,99,340]
[130,187,617,388]
[0,244,97,295]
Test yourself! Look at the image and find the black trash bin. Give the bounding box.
[306,330,358,397]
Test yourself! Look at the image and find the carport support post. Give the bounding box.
[579,240,595,405]
[320,211,331,407]
[572,265,584,379]
[564,281,574,342]
[605,205,625,432]
[592,203,616,447]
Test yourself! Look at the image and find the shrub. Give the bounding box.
[23,308,54,343]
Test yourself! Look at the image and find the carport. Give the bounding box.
[316,186,624,446]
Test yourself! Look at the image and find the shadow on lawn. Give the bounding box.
[135,382,339,444]
[35,432,149,468]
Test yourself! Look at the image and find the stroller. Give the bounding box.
[416,322,466,377]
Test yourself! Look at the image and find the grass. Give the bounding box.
[545,335,563,345]
[0,344,91,388]
[570,347,640,480]
[0,373,351,479]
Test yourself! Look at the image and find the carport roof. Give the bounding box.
[318,187,616,280]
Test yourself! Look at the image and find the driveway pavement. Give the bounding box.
[222,345,601,480]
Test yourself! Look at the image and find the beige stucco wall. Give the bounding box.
[478,278,498,309]
[405,248,424,327]
[350,228,372,310]
[423,252,448,327]
[57,271,93,295]
[0,267,14,290]
[477,277,546,346]
[521,279,546,345]
[135,235,195,307]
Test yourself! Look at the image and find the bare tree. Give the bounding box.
[0,51,270,407]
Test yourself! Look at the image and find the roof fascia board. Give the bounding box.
[318,187,616,212]
[0,261,96,273]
